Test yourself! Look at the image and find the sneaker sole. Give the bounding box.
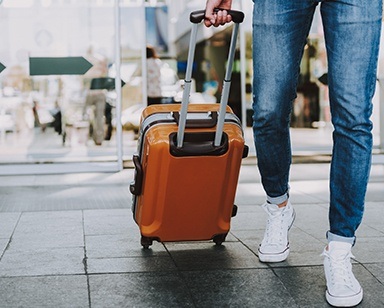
[258,209,296,263]
[258,247,290,263]
[326,288,363,307]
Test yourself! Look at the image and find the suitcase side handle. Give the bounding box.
[173,111,218,128]
[130,155,143,196]
[190,8,245,24]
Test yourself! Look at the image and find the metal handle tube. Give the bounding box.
[177,23,199,148]
[214,22,240,146]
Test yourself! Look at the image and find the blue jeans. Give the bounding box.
[251,0,382,244]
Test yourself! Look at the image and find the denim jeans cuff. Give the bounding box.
[266,193,289,205]
[327,231,356,246]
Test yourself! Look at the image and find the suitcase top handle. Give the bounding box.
[190,8,245,24]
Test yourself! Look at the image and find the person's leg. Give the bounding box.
[252,0,317,203]
[320,1,382,306]
[252,0,317,262]
[321,0,382,244]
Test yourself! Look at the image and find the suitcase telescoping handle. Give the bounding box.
[176,8,245,148]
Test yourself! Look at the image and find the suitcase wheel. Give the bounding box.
[213,233,227,246]
[141,236,153,249]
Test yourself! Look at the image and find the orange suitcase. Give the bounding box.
[130,9,247,248]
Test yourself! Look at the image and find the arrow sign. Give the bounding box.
[90,77,126,90]
[0,62,5,74]
[29,57,93,76]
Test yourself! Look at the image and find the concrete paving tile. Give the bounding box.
[0,247,85,277]
[229,229,263,253]
[182,269,298,307]
[289,227,327,250]
[0,275,89,308]
[17,211,83,232]
[273,266,332,307]
[74,170,133,186]
[0,185,130,212]
[355,223,384,238]
[0,212,20,239]
[237,165,261,183]
[231,208,266,231]
[235,183,265,206]
[344,265,384,307]
[274,264,384,308]
[238,163,332,184]
[361,202,384,233]
[0,239,9,256]
[289,190,329,205]
[235,203,261,213]
[234,194,263,207]
[364,263,384,284]
[87,256,177,274]
[224,231,237,242]
[236,179,330,208]
[47,185,129,209]
[10,211,84,249]
[89,272,194,307]
[290,164,330,181]
[10,233,84,250]
[231,228,326,267]
[366,182,384,202]
[165,241,266,270]
[235,183,266,205]
[352,237,384,263]
[269,228,326,268]
[289,179,330,203]
[291,203,329,240]
[85,233,167,258]
[369,165,384,180]
[83,209,133,235]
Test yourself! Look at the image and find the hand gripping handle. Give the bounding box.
[190,8,244,24]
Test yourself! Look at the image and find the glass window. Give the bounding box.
[0,0,127,172]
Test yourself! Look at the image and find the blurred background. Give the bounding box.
[0,0,383,174]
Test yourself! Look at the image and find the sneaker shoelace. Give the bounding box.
[322,249,355,289]
[262,203,285,246]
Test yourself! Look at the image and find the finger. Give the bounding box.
[213,10,226,27]
[220,10,228,25]
[204,1,217,26]
[204,18,214,27]
[226,14,232,24]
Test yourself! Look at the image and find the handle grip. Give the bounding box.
[190,8,244,24]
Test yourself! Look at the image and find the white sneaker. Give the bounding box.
[258,200,295,263]
[322,241,363,307]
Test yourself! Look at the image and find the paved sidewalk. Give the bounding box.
[0,163,383,307]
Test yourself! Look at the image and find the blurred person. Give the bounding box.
[205,0,382,307]
[146,45,163,105]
